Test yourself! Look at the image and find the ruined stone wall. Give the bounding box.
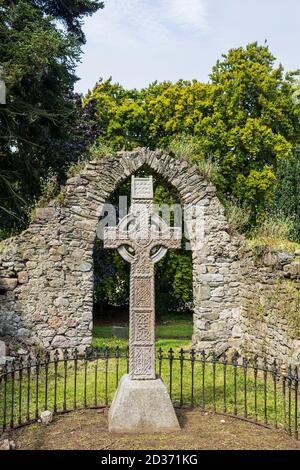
[239,251,300,364]
[0,148,299,364]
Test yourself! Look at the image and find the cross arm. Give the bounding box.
[103,226,132,250]
[150,227,182,251]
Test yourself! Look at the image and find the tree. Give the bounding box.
[0,0,103,235]
[88,44,300,221]
[272,146,300,240]
[29,1,103,43]
[207,43,299,219]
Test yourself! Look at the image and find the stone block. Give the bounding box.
[35,207,56,220]
[200,284,211,300]
[40,410,53,425]
[283,262,300,279]
[0,277,17,291]
[17,271,29,284]
[51,335,70,348]
[17,328,31,338]
[109,375,180,434]
[232,325,242,339]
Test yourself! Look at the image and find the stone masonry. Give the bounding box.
[0,148,299,363]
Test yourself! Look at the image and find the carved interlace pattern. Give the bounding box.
[134,278,151,308]
[134,313,152,342]
[104,176,181,380]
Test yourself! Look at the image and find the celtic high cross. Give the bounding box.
[104,176,181,380]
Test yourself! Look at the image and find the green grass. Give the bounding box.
[0,353,298,438]
[155,323,192,338]
[92,313,193,349]
[91,336,191,353]
[1,315,298,437]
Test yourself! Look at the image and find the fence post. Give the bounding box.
[233,351,239,416]
[190,349,195,407]
[158,347,163,378]
[287,365,292,436]
[18,357,23,425]
[73,348,78,411]
[201,350,206,409]
[2,361,8,431]
[294,366,298,440]
[253,354,258,422]
[212,351,217,412]
[168,348,174,401]
[243,357,248,419]
[263,358,268,425]
[222,352,227,414]
[53,350,59,415]
[44,351,50,411]
[26,355,32,423]
[272,359,278,429]
[63,350,68,412]
[179,348,184,407]
[10,359,15,429]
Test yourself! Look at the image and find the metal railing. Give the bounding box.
[0,347,299,439]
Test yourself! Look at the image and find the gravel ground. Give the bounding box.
[4,408,300,451]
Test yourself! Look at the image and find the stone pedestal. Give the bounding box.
[109,375,180,434]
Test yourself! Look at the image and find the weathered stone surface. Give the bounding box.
[0,148,299,364]
[0,439,15,450]
[40,410,53,425]
[0,277,17,291]
[109,375,180,434]
[35,207,56,220]
[283,262,300,278]
[104,175,181,380]
[17,271,29,284]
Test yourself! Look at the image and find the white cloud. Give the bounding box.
[75,0,300,93]
[85,0,208,48]
[163,0,208,31]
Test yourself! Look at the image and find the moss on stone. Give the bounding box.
[245,279,300,339]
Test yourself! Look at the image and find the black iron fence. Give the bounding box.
[0,347,299,439]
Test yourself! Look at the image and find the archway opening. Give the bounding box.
[92,166,193,350]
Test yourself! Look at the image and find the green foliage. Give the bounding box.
[249,212,295,241]
[155,250,192,314]
[223,198,251,234]
[272,149,300,240]
[36,170,60,207]
[247,211,300,254]
[29,1,104,44]
[93,238,130,309]
[66,141,115,178]
[0,0,103,235]
[88,44,300,223]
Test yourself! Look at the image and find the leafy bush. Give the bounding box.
[224,199,251,234]
[166,136,202,161]
[250,212,294,241]
[272,151,300,241]
[87,44,299,223]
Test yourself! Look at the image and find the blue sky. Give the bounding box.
[75,0,300,94]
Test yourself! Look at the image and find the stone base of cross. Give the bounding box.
[104,176,181,433]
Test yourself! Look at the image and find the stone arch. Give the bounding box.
[0,148,244,353]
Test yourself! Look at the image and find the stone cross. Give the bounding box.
[104,176,181,380]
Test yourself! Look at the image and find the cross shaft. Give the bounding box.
[104,176,181,379]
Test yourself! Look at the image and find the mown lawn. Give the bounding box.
[1,350,298,438]
[1,314,298,437]
[92,311,193,351]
